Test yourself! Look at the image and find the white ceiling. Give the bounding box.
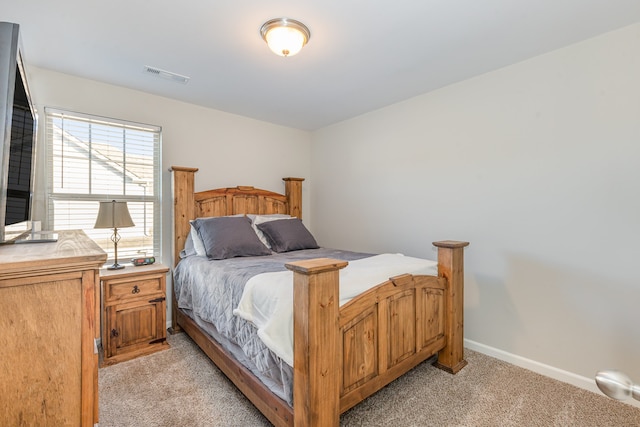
[4,1,640,130]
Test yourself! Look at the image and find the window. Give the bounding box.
[45,109,161,262]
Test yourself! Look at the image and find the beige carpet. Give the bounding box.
[99,333,640,426]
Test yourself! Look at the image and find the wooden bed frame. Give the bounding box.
[170,166,469,426]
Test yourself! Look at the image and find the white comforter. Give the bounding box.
[233,253,438,367]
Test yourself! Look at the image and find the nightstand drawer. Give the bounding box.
[104,275,162,302]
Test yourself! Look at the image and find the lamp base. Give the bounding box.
[107,263,126,270]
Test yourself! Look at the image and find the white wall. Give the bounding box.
[311,23,640,387]
[26,67,311,320]
[28,66,312,245]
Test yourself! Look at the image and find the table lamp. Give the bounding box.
[94,200,135,270]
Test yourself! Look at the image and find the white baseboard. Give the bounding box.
[464,339,640,409]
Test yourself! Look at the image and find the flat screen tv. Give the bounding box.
[0,22,38,243]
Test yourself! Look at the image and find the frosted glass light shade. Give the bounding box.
[260,18,310,57]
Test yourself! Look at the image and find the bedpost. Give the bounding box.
[283,177,304,219]
[170,166,199,332]
[286,258,348,427]
[432,240,469,374]
[170,166,198,266]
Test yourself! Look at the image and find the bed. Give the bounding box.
[170,166,469,426]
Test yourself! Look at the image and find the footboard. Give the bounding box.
[339,273,447,411]
[286,241,468,426]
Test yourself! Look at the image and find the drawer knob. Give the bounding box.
[111,329,119,338]
[132,285,140,294]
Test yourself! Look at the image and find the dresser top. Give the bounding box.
[0,230,107,278]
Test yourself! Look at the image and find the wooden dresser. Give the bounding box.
[0,230,106,426]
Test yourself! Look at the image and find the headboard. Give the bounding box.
[170,166,304,267]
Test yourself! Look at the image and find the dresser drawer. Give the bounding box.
[104,274,162,302]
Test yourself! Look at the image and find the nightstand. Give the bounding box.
[100,263,170,366]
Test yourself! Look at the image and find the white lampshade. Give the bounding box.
[94,201,135,229]
[260,18,310,57]
[94,200,135,270]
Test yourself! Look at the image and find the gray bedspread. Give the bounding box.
[173,248,371,405]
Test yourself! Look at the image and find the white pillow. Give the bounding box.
[251,214,293,248]
[190,224,207,256]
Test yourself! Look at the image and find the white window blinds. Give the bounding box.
[45,108,161,262]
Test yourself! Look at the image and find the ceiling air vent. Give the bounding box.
[143,65,190,84]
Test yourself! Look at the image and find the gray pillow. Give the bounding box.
[192,216,271,260]
[256,218,319,253]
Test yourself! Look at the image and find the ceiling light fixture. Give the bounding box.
[260,18,310,57]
